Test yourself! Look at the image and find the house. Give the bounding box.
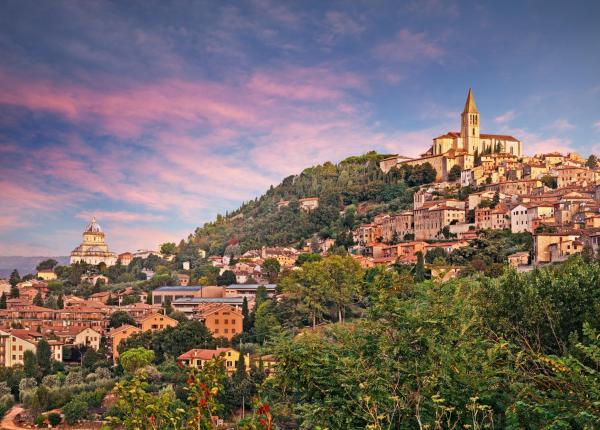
[224,284,276,299]
[139,312,179,332]
[298,197,320,212]
[256,354,278,375]
[533,232,583,264]
[0,329,36,367]
[0,330,62,367]
[556,166,596,188]
[118,252,133,266]
[192,304,243,340]
[380,211,414,242]
[507,252,530,267]
[0,280,10,295]
[90,291,112,304]
[152,285,204,305]
[485,179,542,196]
[177,348,249,373]
[414,202,465,240]
[511,204,530,233]
[37,270,57,281]
[54,326,102,350]
[108,324,141,361]
[276,200,290,210]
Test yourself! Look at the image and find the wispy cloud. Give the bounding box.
[76,211,166,223]
[549,118,575,131]
[373,30,444,63]
[494,110,516,124]
[318,11,366,47]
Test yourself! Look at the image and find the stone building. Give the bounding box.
[70,217,117,266]
[380,89,523,181]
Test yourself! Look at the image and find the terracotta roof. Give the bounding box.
[193,303,241,318]
[108,324,141,337]
[139,312,178,324]
[177,348,233,361]
[435,131,519,142]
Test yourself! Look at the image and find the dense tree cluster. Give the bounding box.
[262,257,600,429]
[190,152,428,256]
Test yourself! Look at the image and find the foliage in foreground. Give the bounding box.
[262,257,600,429]
[101,257,600,429]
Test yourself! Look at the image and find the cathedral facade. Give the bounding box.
[70,217,117,266]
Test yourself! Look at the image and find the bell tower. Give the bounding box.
[461,88,480,152]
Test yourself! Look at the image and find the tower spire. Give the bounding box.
[463,88,478,114]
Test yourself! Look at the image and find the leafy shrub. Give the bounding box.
[63,398,88,425]
[47,412,61,426]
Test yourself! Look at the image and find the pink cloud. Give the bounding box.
[76,211,166,223]
[103,225,191,254]
[494,110,516,124]
[0,62,436,254]
[549,118,575,131]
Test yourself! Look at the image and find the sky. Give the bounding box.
[1,0,600,256]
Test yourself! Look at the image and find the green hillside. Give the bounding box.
[189,151,437,255]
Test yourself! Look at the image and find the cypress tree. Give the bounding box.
[9,269,20,288]
[33,291,44,307]
[414,251,426,282]
[36,339,52,376]
[0,293,6,309]
[57,294,64,309]
[241,296,250,332]
[23,350,38,378]
[234,348,247,382]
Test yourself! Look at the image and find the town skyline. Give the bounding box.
[2,0,600,256]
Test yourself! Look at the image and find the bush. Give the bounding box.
[63,398,88,425]
[42,374,61,389]
[35,415,44,427]
[0,394,14,419]
[47,412,61,426]
[65,371,83,386]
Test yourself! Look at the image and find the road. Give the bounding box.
[0,405,27,430]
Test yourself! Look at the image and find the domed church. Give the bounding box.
[70,216,117,266]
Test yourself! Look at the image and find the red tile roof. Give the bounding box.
[177,348,233,361]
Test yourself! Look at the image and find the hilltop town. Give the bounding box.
[0,90,599,428]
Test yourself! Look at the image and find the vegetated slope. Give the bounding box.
[189,151,436,255]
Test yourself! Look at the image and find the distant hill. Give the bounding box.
[0,256,70,278]
[187,151,436,256]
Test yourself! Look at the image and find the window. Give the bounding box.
[214,319,219,324]
[224,328,228,334]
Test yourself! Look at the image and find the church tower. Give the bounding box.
[461,88,480,152]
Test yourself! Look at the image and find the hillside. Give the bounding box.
[189,151,437,255]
